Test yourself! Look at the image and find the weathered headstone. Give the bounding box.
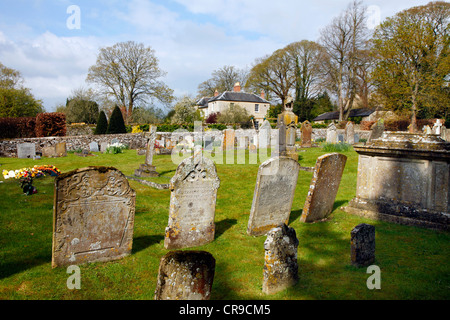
[135,125,159,177]
[351,223,375,267]
[300,120,312,148]
[262,224,299,295]
[345,122,355,144]
[154,251,215,300]
[247,156,300,236]
[338,134,345,143]
[223,129,235,150]
[51,167,136,267]
[17,142,36,159]
[55,142,67,157]
[100,142,108,153]
[300,153,347,223]
[89,141,99,152]
[258,120,272,149]
[42,146,56,158]
[164,153,220,249]
[423,125,432,135]
[326,123,337,143]
[367,120,384,142]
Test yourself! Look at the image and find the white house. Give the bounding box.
[196,82,271,128]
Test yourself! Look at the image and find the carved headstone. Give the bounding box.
[154,251,215,300]
[262,224,299,295]
[301,120,312,147]
[51,167,136,267]
[326,123,337,143]
[164,154,220,249]
[17,142,36,159]
[351,223,375,267]
[247,156,300,236]
[300,153,347,223]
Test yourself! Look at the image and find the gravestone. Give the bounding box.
[100,142,108,153]
[262,224,299,295]
[345,122,355,144]
[42,146,56,158]
[326,123,337,143]
[154,251,215,300]
[300,153,347,223]
[351,223,375,267]
[258,120,272,149]
[433,119,443,135]
[247,156,300,236]
[17,142,36,159]
[423,125,432,135]
[51,167,136,267]
[300,120,312,147]
[338,134,345,143]
[135,125,159,177]
[223,129,235,150]
[89,141,99,152]
[164,153,220,249]
[111,138,119,144]
[55,142,67,157]
[367,120,384,142]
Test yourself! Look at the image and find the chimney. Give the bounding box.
[214,89,219,97]
[233,82,241,92]
[260,90,265,99]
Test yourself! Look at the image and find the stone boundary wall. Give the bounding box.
[0,129,372,157]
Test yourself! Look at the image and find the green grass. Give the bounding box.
[0,147,449,300]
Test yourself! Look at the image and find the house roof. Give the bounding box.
[313,108,376,121]
[208,91,271,104]
[196,97,211,108]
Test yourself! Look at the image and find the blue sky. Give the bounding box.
[0,0,434,112]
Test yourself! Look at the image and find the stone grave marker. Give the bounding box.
[300,120,312,147]
[433,119,443,135]
[300,153,347,223]
[100,142,108,153]
[247,156,300,236]
[55,142,67,157]
[351,223,375,267]
[154,250,215,300]
[368,120,384,142]
[111,138,119,144]
[345,122,355,144]
[326,123,337,143]
[223,129,235,150]
[135,125,159,177]
[338,134,345,143]
[51,166,136,267]
[258,120,272,149]
[42,146,56,158]
[262,224,299,295]
[17,142,36,159]
[164,153,220,249]
[89,141,99,152]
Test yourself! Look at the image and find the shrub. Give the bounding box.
[106,106,127,134]
[360,121,376,131]
[106,142,128,154]
[94,110,108,135]
[35,112,66,137]
[205,112,220,124]
[0,117,36,139]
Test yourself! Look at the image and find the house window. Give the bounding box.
[255,104,259,112]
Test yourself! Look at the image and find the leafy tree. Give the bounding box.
[65,87,99,124]
[0,62,44,117]
[94,110,108,135]
[370,1,450,127]
[106,105,127,134]
[217,104,251,124]
[87,41,174,123]
[171,96,202,124]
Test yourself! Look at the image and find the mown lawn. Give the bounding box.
[0,146,449,300]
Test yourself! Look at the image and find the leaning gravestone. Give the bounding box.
[351,223,375,267]
[300,153,347,223]
[51,167,136,267]
[89,141,99,152]
[154,250,215,300]
[164,153,220,249]
[17,142,36,159]
[367,120,384,142]
[326,123,337,143]
[247,156,300,236]
[262,224,299,295]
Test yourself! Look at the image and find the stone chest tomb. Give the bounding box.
[344,132,450,231]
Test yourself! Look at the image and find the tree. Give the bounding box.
[0,62,44,117]
[371,1,450,127]
[217,104,251,125]
[86,41,174,124]
[319,0,369,121]
[65,87,99,124]
[106,105,127,134]
[197,65,248,98]
[94,110,108,135]
[171,96,202,124]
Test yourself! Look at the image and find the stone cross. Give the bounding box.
[262,224,299,294]
[145,125,157,166]
[433,119,443,135]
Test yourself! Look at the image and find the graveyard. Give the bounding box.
[0,142,449,300]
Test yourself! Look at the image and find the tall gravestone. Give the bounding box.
[223,129,235,150]
[262,224,299,295]
[247,156,300,236]
[300,153,347,223]
[51,167,136,267]
[326,123,337,143]
[300,120,312,147]
[135,125,159,177]
[345,122,355,144]
[17,142,36,159]
[258,120,272,149]
[154,251,215,300]
[164,153,220,249]
[351,223,376,267]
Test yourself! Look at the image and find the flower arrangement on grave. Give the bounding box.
[2,165,61,180]
[106,142,128,154]
[20,176,37,195]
